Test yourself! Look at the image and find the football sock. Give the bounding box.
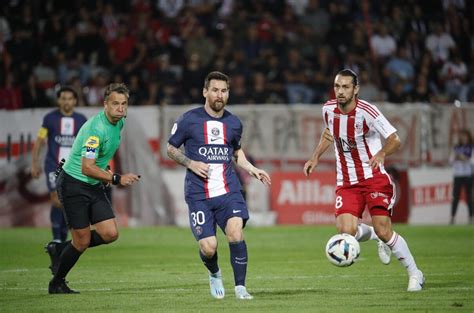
[355,223,378,242]
[89,230,106,248]
[229,241,248,286]
[59,213,68,242]
[199,250,219,274]
[50,206,64,242]
[56,240,70,255]
[53,242,82,282]
[386,232,419,275]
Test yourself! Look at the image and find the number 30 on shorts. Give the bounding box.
[335,196,343,209]
[191,211,205,226]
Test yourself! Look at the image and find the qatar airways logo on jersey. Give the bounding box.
[198,146,230,161]
[54,135,76,146]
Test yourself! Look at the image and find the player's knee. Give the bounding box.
[73,236,91,251]
[199,239,217,257]
[200,244,217,257]
[374,226,392,242]
[337,224,357,236]
[102,229,119,243]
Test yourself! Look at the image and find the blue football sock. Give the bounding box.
[199,250,219,274]
[229,240,247,286]
[50,206,64,242]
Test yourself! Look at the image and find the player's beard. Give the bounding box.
[337,94,355,108]
[209,99,226,112]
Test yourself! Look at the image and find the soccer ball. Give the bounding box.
[325,233,360,267]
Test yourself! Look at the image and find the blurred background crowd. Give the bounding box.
[0,0,472,109]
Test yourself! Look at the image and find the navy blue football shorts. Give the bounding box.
[44,164,57,192]
[187,192,249,241]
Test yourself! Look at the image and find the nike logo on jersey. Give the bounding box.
[232,210,241,213]
[210,137,221,142]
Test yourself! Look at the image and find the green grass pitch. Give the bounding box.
[1,225,473,312]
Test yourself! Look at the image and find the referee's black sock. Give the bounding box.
[89,230,106,248]
[52,242,82,282]
[56,241,70,254]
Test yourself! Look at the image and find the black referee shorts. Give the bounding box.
[56,171,115,229]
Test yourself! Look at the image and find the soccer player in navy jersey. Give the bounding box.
[167,71,271,300]
[31,87,87,268]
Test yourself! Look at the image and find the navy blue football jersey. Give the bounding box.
[41,109,87,172]
[168,107,243,201]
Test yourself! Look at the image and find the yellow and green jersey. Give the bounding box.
[63,111,124,185]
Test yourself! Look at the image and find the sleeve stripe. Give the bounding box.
[357,101,379,118]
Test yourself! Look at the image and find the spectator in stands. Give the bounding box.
[370,23,397,61]
[387,81,409,104]
[284,48,313,104]
[310,46,334,103]
[0,72,22,110]
[128,74,148,106]
[247,72,271,104]
[21,73,51,108]
[358,69,385,102]
[411,75,432,103]
[440,51,468,101]
[185,25,216,69]
[384,46,415,95]
[449,129,473,224]
[425,22,456,64]
[403,30,423,64]
[405,4,429,37]
[0,0,471,107]
[300,0,330,41]
[182,53,207,104]
[229,73,247,105]
[157,0,184,19]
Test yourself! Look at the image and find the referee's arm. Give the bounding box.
[82,158,140,186]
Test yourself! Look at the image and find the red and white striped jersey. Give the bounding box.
[322,99,397,186]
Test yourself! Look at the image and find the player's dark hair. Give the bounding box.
[104,83,130,100]
[56,86,78,99]
[337,69,359,86]
[204,71,229,89]
[456,129,473,146]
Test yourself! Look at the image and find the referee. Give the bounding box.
[48,83,140,294]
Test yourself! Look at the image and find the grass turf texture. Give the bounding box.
[1,225,473,312]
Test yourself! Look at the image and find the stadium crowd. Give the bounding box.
[0,0,472,109]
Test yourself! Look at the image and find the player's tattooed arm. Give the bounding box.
[167,143,191,167]
[167,143,209,178]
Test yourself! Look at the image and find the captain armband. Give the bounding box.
[37,127,48,139]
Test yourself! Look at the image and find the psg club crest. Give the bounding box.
[195,226,203,236]
[211,127,220,136]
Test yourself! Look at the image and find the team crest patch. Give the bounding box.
[85,136,100,148]
[195,226,203,236]
[211,127,220,136]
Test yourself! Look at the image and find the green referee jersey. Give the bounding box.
[63,111,124,185]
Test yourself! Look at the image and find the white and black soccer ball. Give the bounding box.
[325,233,360,267]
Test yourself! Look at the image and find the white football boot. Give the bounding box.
[235,285,253,300]
[209,270,225,299]
[407,270,425,292]
[377,240,392,265]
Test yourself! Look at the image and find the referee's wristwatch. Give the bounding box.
[112,173,121,185]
